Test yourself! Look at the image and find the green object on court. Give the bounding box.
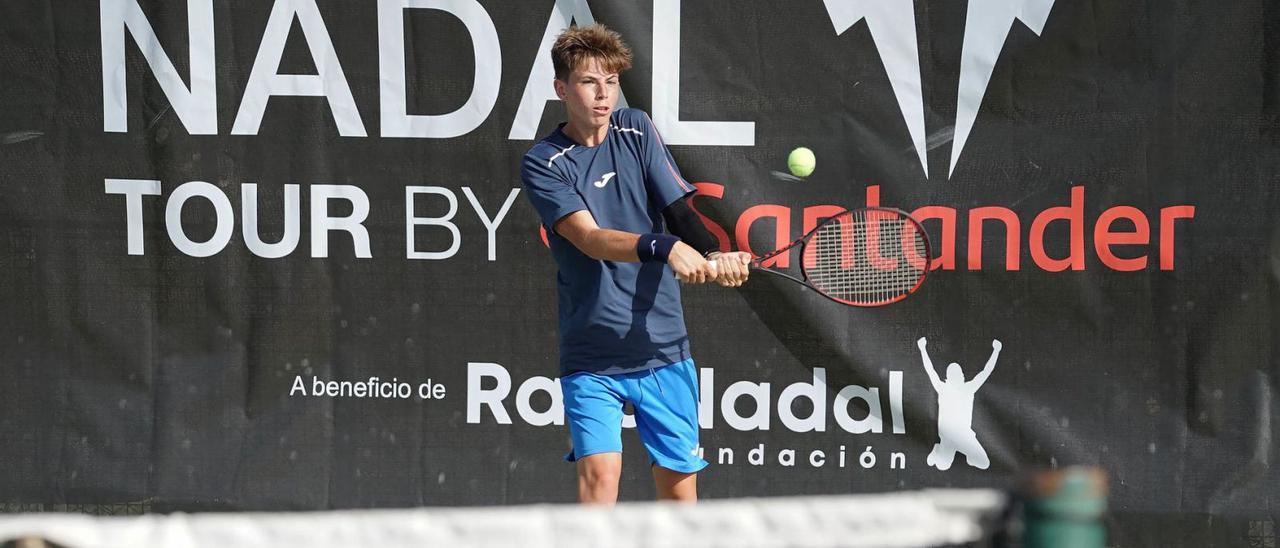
[1023,467,1108,548]
[787,147,815,177]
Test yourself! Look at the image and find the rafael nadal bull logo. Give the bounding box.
[823,0,1056,179]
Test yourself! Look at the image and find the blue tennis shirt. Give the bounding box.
[521,108,697,376]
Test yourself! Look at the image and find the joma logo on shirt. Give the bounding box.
[592,172,616,188]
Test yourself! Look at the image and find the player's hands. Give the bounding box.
[917,337,928,349]
[669,242,717,284]
[991,339,1002,351]
[707,251,752,287]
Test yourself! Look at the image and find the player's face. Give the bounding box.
[557,58,619,128]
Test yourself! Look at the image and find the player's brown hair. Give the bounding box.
[551,24,633,80]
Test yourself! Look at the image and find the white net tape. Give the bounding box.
[0,489,1004,548]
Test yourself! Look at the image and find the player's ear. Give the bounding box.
[553,78,566,99]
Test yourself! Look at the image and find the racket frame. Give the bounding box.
[748,206,933,307]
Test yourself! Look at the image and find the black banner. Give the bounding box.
[0,1,1275,545]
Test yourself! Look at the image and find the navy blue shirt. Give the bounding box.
[521,108,697,376]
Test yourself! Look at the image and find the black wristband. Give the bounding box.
[636,233,680,263]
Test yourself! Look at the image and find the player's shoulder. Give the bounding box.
[523,139,560,165]
[610,108,652,135]
[523,127,574,170]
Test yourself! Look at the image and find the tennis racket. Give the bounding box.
[710,207,932,307]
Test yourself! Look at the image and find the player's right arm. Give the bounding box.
[521,152,714,283]
[554,211,715,284]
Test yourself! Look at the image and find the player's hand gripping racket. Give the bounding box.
[710,207,932,307]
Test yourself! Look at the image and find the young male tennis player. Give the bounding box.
[520,24,750,504]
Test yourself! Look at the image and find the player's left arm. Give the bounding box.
[637,110,749,287]
[662,199,749,287]
[971,339,1002,388]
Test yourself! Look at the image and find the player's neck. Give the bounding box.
[561,119,609,147]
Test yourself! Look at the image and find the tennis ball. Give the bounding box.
[788,147,816,178]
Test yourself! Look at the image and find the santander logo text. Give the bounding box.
[687,183,1194,272]
[537,182,1196,272]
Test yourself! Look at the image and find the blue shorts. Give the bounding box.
[560,358,708,474]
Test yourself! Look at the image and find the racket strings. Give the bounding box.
[803,211,928,305]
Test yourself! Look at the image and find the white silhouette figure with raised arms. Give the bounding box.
[917,337,1001,470]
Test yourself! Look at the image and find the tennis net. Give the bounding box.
[0,488,1006,548]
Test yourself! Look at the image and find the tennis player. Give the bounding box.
[520,24,750,504]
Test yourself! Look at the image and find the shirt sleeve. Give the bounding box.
[638,111,696,210]
[520,152,586,233]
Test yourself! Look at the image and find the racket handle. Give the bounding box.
[705,255,754,271]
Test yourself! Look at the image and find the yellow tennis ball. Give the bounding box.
[788,147,816,177]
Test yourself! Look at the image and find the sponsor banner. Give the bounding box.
[0,0,1274,544]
